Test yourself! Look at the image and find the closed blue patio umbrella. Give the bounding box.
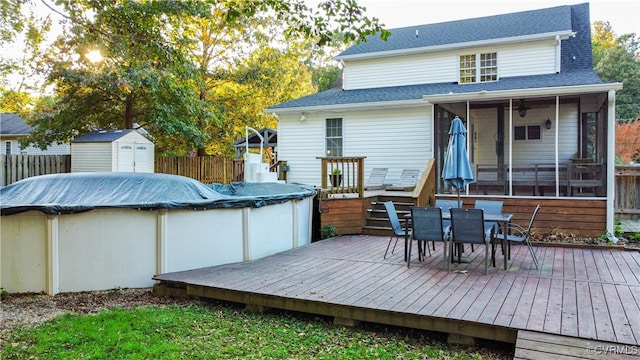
[442,116,474,208]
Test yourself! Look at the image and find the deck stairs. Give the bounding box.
[362,194,414,236]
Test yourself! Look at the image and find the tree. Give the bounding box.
[592,21,640,122]
[10,0,389,154]
[23,1,213,151]
[207,45,317,157]
[616,121,640,164]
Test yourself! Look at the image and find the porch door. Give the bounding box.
[434,106,456,194]
[580,112,602,162]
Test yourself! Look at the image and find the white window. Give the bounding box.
[459,52,497,83]
[325,118,343,157]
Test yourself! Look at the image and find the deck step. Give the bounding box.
[514,330,640,359]
[365,198,414,235]
[362,226,393,236]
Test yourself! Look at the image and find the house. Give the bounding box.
[71,129,155,173]
[265,3,622,236]
[0,113,70,155]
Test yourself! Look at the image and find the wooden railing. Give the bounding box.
[317,156,365,198]
[0,155,71,186]
[271,160,288,182]
[615,165,640,216]
[412,158,436,207]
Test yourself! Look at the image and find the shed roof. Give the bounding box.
[72,129,151,143]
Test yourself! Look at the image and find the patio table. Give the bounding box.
[404,211,513,270]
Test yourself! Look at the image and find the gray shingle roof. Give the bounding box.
[338,5,575,57]
[1,113,31,135]
[267,3,600,111]
[72,129,136,143]
[268,70,603,110]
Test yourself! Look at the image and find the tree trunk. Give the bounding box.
[125,97,134,129]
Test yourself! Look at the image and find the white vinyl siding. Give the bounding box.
[498,40,557,77]
[344,53,455,90]
[277,106,433,186]
[0,138,70,155]
[342,39,557,90]
[71,143,113,172]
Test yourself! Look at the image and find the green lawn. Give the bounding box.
[1,301,512,359]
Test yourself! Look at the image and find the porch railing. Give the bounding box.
[317,156,365,198]
[412,158,436,207]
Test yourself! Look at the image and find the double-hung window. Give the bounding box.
[514,125,542,141]
[459,52,497,83]
[325,118,343,157]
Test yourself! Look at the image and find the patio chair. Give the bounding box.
[383,201,410,259]
[365,168,388,190]
[474,200,504,259]
[436,199,467,253]
[450,208,494,275]
[386,169,420,191]
[500,204,541,269]
[407,206,449,269]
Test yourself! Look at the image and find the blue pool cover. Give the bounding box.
[0,172,317,215]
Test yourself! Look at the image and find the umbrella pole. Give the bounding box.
[457,188,461,208]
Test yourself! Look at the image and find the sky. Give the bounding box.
[352,0,640,36]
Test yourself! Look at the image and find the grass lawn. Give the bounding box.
[1,300,513,359]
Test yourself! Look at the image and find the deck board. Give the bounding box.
[154,234,640,351]
[576,280,598,340]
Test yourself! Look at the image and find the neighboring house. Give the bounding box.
[0,113,70,155]
[71,129,155,173]
[266,4,622,234]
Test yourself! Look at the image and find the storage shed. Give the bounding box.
[71,129,154,173]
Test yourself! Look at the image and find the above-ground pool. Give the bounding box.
[1,172,316,294]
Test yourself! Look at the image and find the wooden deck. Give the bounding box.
[153,235,640,356]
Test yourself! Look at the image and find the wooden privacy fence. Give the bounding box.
[155,156,234,184]
[615,165,640,216]
[0,155,71,186]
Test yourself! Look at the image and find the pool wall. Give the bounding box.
[1,197,312,294]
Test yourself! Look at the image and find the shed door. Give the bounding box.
[118,143,135,172]
[134,144,151,172]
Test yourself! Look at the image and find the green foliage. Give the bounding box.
[6,0,388,156]
[597,230,614,244]
[332,168,341,175]
[592,21,640,122]
[614,219,623,238]
[0,303,500,359]
[312,64,341,91]
[320,223,338,239]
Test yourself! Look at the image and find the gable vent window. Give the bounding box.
[459,52,497,83]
